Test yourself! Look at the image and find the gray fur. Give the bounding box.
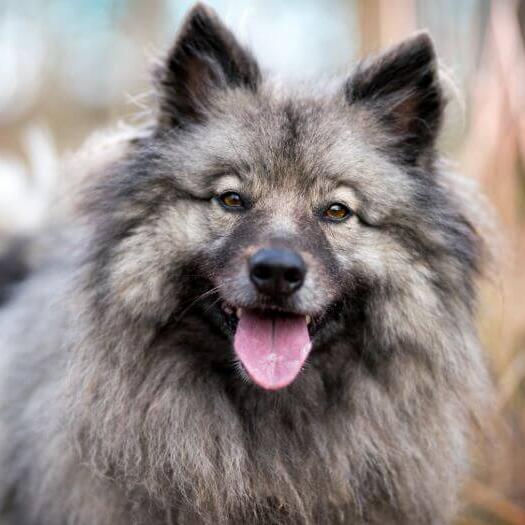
[0,5,490,524]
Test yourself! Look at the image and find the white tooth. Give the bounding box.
[306,315,311,325]
[237,308,243,318]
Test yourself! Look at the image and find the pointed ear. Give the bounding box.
[156,4,261,128]
[345,32,445,165]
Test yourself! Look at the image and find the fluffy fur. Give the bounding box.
[0,4,490,524]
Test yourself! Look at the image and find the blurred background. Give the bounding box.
[0,0,523,523]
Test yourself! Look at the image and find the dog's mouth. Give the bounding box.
[220,304,314,390]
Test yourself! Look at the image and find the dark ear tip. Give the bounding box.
[184,2,219,27]
[407,30,435,46]
[186,2,216,19]
[398,30,438,63]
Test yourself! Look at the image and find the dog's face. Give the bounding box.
[92,5,479,391]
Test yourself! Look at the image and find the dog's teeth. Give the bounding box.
[306,315,311,325]
[236,308,243,318]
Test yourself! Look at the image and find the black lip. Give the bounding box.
[223,305,239,334]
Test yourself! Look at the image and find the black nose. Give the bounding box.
[249,248,306,297]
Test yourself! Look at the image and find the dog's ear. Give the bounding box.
[156,3,260,128]
[346,32,445,165]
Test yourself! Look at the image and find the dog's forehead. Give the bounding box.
[187,99,343,176]
[171,91,414,207]
[227,96,412,200]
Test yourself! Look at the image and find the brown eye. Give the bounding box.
[323,203,352,222]
[218,191,244,209]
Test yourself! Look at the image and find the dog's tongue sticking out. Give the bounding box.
[234,310,311,390]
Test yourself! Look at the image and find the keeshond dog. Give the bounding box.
[0,4,490,524]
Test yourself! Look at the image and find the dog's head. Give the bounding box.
[88,4,482,391]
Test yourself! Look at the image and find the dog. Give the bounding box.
[0,4,490,524]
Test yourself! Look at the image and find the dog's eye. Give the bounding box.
[323,203,352,222]
[218,191,244,209]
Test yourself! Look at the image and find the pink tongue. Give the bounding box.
[234,310,311,390]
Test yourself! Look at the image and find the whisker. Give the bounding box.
[173,283,228,324]
[203,296,223,314]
